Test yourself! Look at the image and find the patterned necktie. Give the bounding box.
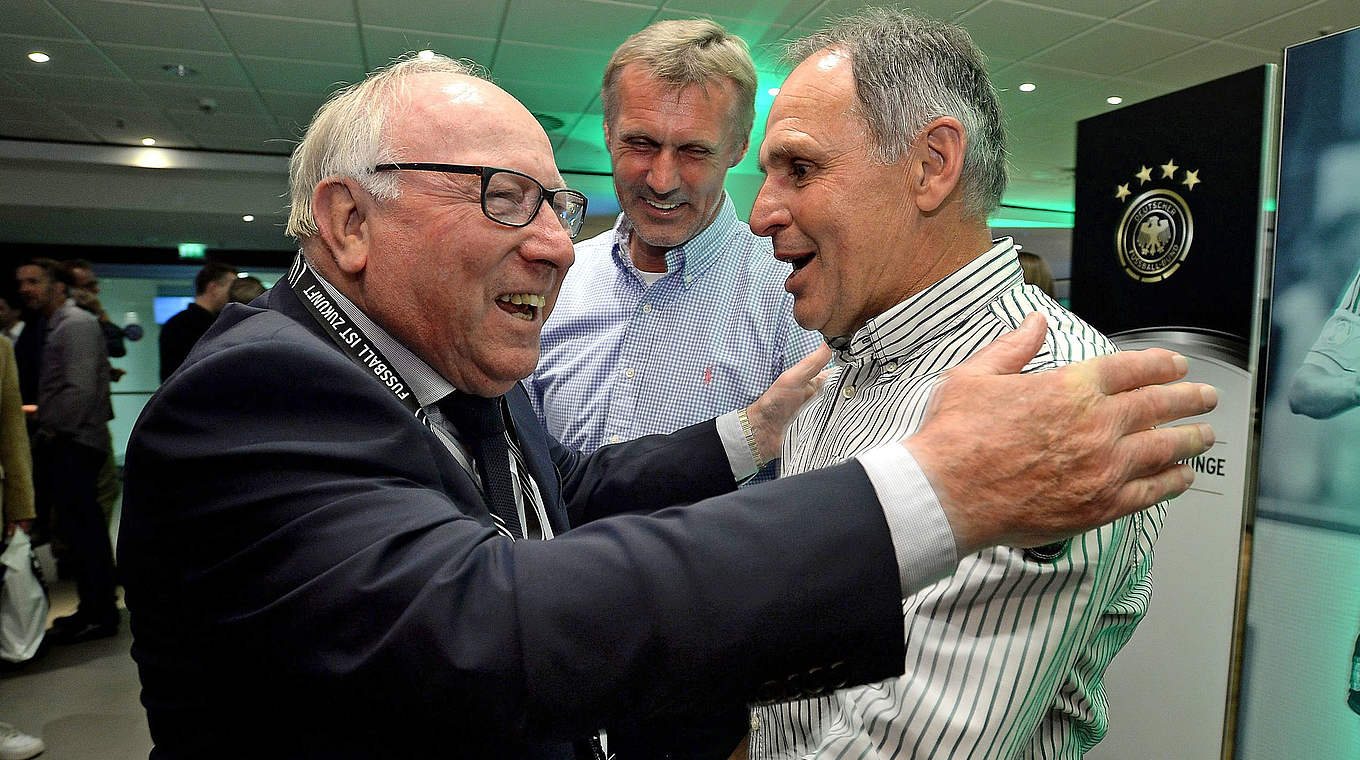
[438,392,523,540]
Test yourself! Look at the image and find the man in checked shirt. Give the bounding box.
[743,9,1164,759]
[529,19,821,487]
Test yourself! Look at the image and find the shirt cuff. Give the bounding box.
[716,410,759,482]
[856,445,959,596]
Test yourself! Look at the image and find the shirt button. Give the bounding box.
[885,361,898,372]
[684,274,693,283]
[641,303,651,313]
[750,714,760,732]
[624,368,635,379]
[842,385,856,399]
[609,435,621,444]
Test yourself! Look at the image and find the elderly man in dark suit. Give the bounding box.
[118,54,1215,759]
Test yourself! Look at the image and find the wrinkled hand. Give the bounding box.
[746,343,833,463]
[906,313,1218,556]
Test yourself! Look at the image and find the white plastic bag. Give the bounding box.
[0,527,48,662]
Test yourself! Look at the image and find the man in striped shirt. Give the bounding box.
[1289,261,1360,419]
[746,10,1162,758]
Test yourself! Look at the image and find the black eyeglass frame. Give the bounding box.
[373,162,588,238]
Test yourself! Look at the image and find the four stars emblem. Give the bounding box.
[1115,159,1202,199]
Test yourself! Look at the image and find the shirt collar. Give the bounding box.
[299,255,455,408]
[611,194,740,281]
[830,238,1022,366]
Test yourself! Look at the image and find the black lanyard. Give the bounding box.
[286,254,424,419]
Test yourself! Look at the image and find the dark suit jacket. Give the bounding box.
[119,282,906,759]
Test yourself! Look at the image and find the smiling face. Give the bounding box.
[605,64,748,266]
[355,74,575,396]
[750,50,932,339]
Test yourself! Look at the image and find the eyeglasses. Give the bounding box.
[373,162,588,239]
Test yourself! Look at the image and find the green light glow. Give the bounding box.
[178,242,206,260]
[1263,198,1277,212]
[987,218,1074,229]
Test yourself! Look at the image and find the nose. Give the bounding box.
[523,201,576,272]
[644,149,681,196]
[749,175,790,238]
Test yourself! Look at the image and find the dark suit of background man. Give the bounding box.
[15,258,117,644]
[157,261,236,381]
[118,53,1216,759]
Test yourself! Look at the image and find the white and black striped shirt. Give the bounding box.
[751,240,1166,759]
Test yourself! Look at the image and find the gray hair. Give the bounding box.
[602,18,757,145]
[786,8,1007,219]
[286,53,482,240]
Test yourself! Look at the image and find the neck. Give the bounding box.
[628,234,670,273]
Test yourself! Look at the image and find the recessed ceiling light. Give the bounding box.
[161,63,197,77]
[1106,95,1123,105]
[140,137,157,146]
[27,52,50,63]
[1018,82,1036,92]
[242,214,255,222]
[417,49,436,61]
[767,87,780,96]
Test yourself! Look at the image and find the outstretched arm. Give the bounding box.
[906,313,1216,556]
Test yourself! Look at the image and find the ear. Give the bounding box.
[912,116,968,214]
[311,177,373,275]
[729,132,750,168]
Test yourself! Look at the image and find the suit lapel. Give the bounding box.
[261,282,503,527]
[506,384,571,535]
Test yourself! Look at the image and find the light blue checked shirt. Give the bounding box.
[528,195,822,482]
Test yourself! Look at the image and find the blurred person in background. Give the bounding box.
[158,262,237,382]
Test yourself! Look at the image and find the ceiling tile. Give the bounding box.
[0,96,65,123]
[498,78,598,115]
[212,11,361,65]
[166,109,276,135]
[0,74,35,98]
[0,117,100,142]
[0,37,125,78]
[99,44,252,87]
[258,89,328,121]
[1015,0,1148,17]
[1121,0,1315,39]
[502,0,658,53]
[491,41,610,85]
[808,0,987,25]
[555,113,611,173]
[52,1,228,52]
[192,132,294,153]
[1226,0,1360,51]
[204,0,355,24]
[5,0,83,39]
[55,103,193,145]
[139,82,264,115]
[239,55,365,94]
[354,0,509,39]
[1028,21,1202,75]
[993,62,1104,116]
[657,0,820,27]
[958,1,1102,61]
[1123,41,1279,92]
[9,70,152,105]
[1037,76,1167,123]
[361,26,497,69]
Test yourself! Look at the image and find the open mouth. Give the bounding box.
[788,253,815,272]
[495,293,545,321]
[642,198,684,212]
